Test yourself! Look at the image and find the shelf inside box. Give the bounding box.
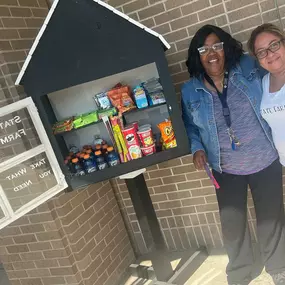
[123,102,166,115]
[54,119,103,136]
[66,146,187,189]
[53,102,167,136]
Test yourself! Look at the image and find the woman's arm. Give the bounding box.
[181,94,205,154]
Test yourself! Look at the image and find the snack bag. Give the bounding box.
[133,86,148,109]
[52,118,73,134]
[94,92,111,110]
[107,85,136,114]
[157,120,177,149]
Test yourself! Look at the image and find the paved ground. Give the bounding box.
[124,248,275,285]
[185,249,274,285]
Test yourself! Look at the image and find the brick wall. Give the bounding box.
[0,1,135,285]
[0,182,135,285]
[108,0,285,254]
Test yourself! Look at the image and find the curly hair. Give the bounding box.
[247,23,285,56]
[186,25,244,78]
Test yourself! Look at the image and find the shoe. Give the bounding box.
[272,272,285,285]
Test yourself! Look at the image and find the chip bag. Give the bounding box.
[157,119,177,149]
[107,85,135,114]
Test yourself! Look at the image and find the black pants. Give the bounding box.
[213,160,285,285]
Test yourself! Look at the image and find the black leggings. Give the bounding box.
[213,160,285,284]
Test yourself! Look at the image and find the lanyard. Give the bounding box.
[204,71,240,150]
[204,71,230,128]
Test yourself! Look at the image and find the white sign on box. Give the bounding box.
[0,97,67,230]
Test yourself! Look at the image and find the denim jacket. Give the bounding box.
[181,54,275,172]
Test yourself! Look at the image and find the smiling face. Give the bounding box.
[254,32,285,74]
[200,33,225,77]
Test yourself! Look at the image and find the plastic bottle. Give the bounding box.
[102,144,108,155]
[71,158,85,176]
[83,154,97,173]
[106,147,120,167]
[95,144,102,152]
[94,150,108,170]
[86,149,95,159]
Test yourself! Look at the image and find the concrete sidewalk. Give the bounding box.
[185,249,274,285]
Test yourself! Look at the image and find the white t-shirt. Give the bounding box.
[261,73,285,166]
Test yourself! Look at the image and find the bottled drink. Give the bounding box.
[102,144,108,155]
[71,158,85,176]
[83,154,97,173]
[106,147,120,167]
[94,151,108,170]
[95,144,102,152]
[86,149,95,159]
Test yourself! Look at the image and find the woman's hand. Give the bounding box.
[193,150,207,170]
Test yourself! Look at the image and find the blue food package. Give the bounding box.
[94,92,111,110]
[133,86,148,109]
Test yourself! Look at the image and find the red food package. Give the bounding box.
[107,85,135,114]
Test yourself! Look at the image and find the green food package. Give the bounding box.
[73,111,98,129]
[97,107,117,120]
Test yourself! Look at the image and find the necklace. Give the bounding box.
[209,73,225,89]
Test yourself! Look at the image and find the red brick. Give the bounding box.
[167,191,191,200]
[0,7,10,16]
[172,164,196,175]
[177,180,201,190]
[31,8,47,17]
[182,197,206,207]
[18,0,39,7]
[159,200,181,209]
[158,158,181,169]
[2,18,26,28]
[146,178,163,187]
[123,0,148,14]
[0,0,18,5]
[138,3,165,20]
[149,169,172,179]
[153,184,177,194]
[10,7,32,17]
[154,8,182,25]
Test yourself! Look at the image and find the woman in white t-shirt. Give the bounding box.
[248,23,285,166]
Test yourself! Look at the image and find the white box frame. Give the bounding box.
[0,97,68,230]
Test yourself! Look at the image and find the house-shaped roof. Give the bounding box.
[15,0,170,87]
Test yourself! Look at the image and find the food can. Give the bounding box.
[137,126,154,147]
[141,144,156,156]
[122,125,142,160]
[132,121,139,132]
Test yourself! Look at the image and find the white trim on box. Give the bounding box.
[0,97,68,230]
[15,0,171,86]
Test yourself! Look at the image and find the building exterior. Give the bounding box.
[0,0,284,284]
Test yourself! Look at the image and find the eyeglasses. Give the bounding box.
[255,39,285,59]
[197,42,224,55]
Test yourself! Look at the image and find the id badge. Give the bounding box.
[227,128,241,150]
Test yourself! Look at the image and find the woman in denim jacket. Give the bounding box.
[181,25,285,285]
